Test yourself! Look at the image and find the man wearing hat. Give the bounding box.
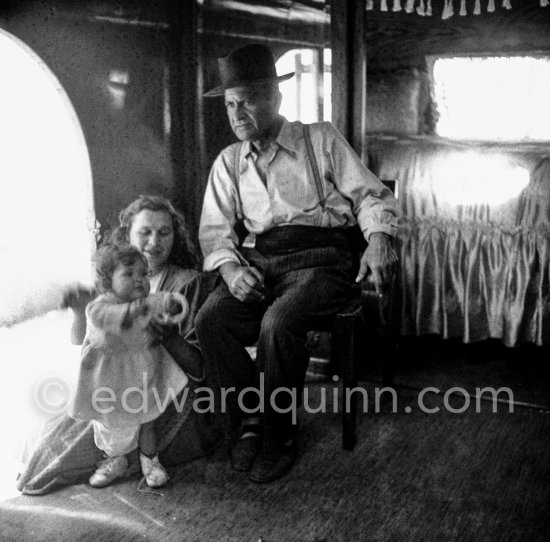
[196,44,398,483]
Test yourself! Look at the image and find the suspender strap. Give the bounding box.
[233,141,242,183]
[232,142,244,221]
[303,123,326,210]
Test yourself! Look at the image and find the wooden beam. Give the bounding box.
[330,0,349,140]
[313,48,324,121]
[166,0,203,233]
[352,0,368,163]
[330,0,368,162]
[200,8,329,48]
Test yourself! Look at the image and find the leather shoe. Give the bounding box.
[230,436,261,472]
[249,440,297,484]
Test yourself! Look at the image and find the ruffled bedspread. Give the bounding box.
[368,137,550,346]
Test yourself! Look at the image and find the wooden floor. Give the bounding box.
[1,337,549,542]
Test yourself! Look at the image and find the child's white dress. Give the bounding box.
[70,293,188,428]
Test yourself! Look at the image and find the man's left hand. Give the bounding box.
[355,232,397,295]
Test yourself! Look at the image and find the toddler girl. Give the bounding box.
[70,244,189,489]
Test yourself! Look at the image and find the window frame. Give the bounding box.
[426,51,550,143]
[276,46,332,123]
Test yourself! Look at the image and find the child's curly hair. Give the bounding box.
[109,195,200,270]
[94,244,148,294]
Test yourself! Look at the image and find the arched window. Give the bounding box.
[0,29,95,499]
[277,48,332,123]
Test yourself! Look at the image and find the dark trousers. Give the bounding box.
[195,227,356,448]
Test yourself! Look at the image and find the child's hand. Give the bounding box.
[150,292,189,325]
[121,298,150,328]
[128,298,150,319]
[61,284,95,310]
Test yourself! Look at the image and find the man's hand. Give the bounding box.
[219,262,265,303]
[355,232,397,295]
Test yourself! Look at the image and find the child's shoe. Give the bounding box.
[140,453,169,488]
[89,455,128,488]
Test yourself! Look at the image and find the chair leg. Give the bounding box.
[343,359,357,450]
[381,334,397,388]
[332,311,361,451]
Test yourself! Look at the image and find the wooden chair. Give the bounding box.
[330,270,400,450]
[330,179,400,450]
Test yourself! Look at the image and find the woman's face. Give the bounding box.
[128,209,175,275]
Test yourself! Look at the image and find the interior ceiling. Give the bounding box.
[201,0,329,24]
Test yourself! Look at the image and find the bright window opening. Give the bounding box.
[430,55,550,141]
[432,152,530,206]
[0,29,94,500]
[277,48,332,123]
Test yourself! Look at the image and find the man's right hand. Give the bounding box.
[219,262,265,303]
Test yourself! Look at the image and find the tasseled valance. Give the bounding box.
[366,0,548,19]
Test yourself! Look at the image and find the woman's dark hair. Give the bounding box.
[109,195,200,270]
[94,244,148,294]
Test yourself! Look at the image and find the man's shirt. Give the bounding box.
[199,118,398,271]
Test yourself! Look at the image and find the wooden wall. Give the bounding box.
[1,0,549,237]
[0,0,328,238]
[1,0,174,235]
[364,0,550,136]
[365,0,550,72]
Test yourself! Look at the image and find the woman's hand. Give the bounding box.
[165,297,183,316]
[355,232,397,295]
[219,262,265,303]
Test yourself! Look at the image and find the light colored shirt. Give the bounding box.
[148,269,165,293]
[199,118,398,271]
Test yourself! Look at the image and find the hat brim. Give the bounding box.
[203,72,295,98]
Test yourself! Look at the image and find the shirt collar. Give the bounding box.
[275,117,298,155]
[243,116,296,158]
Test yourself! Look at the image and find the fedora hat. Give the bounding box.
[204,43,294,98]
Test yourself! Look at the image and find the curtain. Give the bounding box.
[369,138,550,346]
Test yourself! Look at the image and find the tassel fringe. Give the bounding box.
[442,0,454,19]
[404,0,415,13]
[365,0,547,16]
[392,0,402,12]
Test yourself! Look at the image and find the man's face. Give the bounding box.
[224,85,281,142]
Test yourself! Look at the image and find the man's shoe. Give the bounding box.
[249,440,297,484]
[230,435,261,472]
[89,455,128,488]
[140,453,170,488]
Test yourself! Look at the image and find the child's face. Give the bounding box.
[111,259,150,302]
